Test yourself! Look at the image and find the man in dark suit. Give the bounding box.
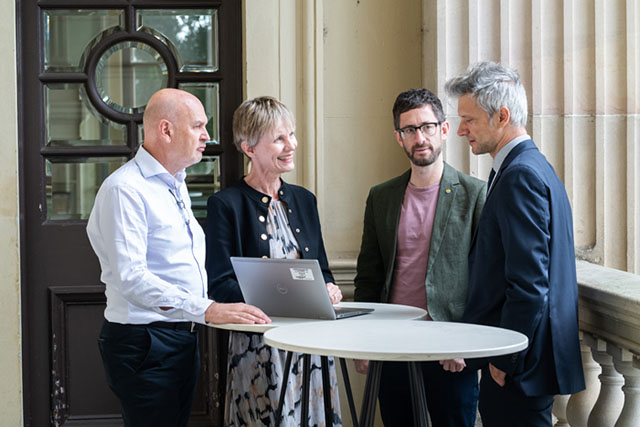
[445,62,585,426]
[353,88,486,426]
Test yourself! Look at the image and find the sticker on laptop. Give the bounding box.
[290,267,315,281]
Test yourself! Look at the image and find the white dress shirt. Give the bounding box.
[87,146,211,325]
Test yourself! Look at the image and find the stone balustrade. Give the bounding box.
[551,260,640,426]
[331,258,640,426]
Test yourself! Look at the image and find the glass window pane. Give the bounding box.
[43,9,123,72]
[96,41,168,115]
[186,155,220,219]
[45,84,127,147]
[138,9,219,72]
[46,157,127,220]
[179,83,220,144]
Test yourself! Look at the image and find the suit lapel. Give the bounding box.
[487,139,536,199]
[425,163,457,277]
[470,139,537,248]
[381,170,410,289]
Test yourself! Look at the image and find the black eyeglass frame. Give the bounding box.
[396,122,442,139]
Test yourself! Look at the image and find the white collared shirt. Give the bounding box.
[488,134,531,194]
[87,146,211,325]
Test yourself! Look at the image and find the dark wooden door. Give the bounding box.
[18,1,242,425]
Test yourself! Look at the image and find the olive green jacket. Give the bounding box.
[354,163,486,321]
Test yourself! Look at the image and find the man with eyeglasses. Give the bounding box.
[353,88,486,426]
[87,88,270,427]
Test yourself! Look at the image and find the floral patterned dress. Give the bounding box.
[224,200,342,427]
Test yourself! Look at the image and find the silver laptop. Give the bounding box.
[230,257,374,320]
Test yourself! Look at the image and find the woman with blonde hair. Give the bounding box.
[206,96,342,426]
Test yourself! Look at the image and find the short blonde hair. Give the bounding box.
[232,96,295,153]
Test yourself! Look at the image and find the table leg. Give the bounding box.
[301,353,312,427]
[320,356,333,427]
[275,351,293,426]
[339,358,359,427]
[360,360,383,427]
[407,361,429,427]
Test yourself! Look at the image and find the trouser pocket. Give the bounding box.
[97,321,152,389]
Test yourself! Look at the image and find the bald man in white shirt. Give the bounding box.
[87,88,270,427]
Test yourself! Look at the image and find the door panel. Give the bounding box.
[19,1,241,425]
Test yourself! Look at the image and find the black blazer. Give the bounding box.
[464,140,585,396]
[205,178,334,302]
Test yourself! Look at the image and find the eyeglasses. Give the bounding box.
[397,122,441,139]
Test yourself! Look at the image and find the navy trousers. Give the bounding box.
[378,361,479,427]
[98,320,200,427]
[478,367,554,427]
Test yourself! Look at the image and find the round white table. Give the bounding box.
[264,319,529,427]
[208,302,427,426]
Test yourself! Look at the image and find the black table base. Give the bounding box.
[360,360,430,427]
[274,352,360,427]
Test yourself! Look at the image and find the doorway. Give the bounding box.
[18,1,242,425]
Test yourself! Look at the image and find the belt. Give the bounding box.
[148,321,198,333]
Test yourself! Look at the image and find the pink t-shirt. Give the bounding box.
[389,182,440,316]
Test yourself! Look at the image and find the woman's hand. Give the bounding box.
[326,282,343,304]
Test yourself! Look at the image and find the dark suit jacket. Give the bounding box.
[354,163,486,321]
[463,139,585,396]
[205,178,334,303]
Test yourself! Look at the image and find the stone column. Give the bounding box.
[584,336,624,427]
[609,346,640,427]
[553,394,570,426]
[566,336,602,427]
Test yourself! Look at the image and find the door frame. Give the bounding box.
[18,1,243,425]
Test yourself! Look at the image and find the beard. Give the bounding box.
[404,143,441,167]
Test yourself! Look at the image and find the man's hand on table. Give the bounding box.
[205,302,271,325]
[439,358,466,372]
[326,282,343,304]
[354,359,369,374]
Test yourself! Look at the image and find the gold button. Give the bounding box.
[260,234,268,240]
[279,190,284,195]
[262,255,268,259]
[288,209,292,213]
[259,215,265,222]
[295,228,300,233]
[261,196,269,204]
[304,247,309,252]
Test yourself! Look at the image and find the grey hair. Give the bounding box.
[444,61,528,128]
